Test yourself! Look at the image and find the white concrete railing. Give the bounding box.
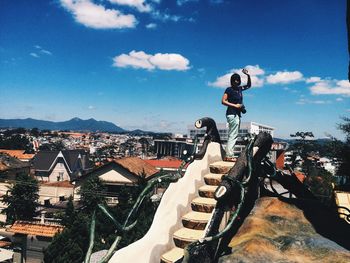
[109,142,222,263]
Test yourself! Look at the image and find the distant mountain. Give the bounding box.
[117,129,172,137]
[0,117,125,132]
[273,137,292,143]
[127,129,157,135]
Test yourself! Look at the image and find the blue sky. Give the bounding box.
[0,0,349,139]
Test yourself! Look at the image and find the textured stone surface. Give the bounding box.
[191,197,216,213]
[182,211,211,230]
[160,247,184,263]
[204,173,223,186]
[209,161,234,174]
[198,185,217,198]
[219,197,350,263]
[173,228,204,248]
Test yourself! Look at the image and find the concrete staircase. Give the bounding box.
[160,161,235,263]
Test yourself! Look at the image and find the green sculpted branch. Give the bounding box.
[84,136,200,263]
[84,210,96,263]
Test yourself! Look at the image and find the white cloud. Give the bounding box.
[306,76,321,83]
[177,0,198,5]
[109,0,151,13]
[208,65,264,88]
[33,45,53,56]
[88,105,96,110]
[41,49,52,55]
[113,50,154,69]
[152,10,181,22]
[266,71,303,84]
[243,65,265,76]
[296,98,331,105]
[30,53,39,58]
[149,53,190,70]
[310,80,350,96]
[113,50,190,71]
[208,66,349,100]
[208,73,232,88]
[337,80,350,89]
[146,23,157,29]
[60,0,137,29]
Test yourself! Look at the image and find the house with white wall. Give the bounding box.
[32,150,92,182]
[73,157,158,206]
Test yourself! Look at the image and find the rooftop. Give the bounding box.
[41,180,74,188]
[7,220,64,237]
[0,149,35,160]
[144,159,183,169]
[0,153,29,172]
[114,157,158,178]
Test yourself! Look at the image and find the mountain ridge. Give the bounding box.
[0,117,125,132]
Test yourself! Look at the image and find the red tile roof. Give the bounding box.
[8,221,64,237]
[0,149,35,160]
[294,171,306,183]
[144,159,183,169]
[114,157,158,178]
[41,180,74,188]
[0,241,11,248]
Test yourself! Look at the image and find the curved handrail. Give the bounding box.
[193,117,222,160]
[183,132,273,262]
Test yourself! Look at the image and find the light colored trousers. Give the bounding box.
[226,114,240,158]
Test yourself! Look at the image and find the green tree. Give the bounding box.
[289,131,315,170]
[304,166,335,205]
[61,195,76,227]
[44,174,159,262]
[337,117,350,178]
[112,181,158,249]
[79,175,106,213]
[2,173,39,224]
[44,213,89,263]
[30,127,40,137]
[289,131,336,203]
[0,134,31,150]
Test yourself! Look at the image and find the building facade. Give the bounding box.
[188,121,274,158]
[32,150,92,182]
[188,121,274,141]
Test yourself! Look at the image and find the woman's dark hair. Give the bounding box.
[230,73,241,87]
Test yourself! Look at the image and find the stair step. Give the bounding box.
[209,161,235,174]
[173,228,204,248]
[204,173,223,186]
[198,185,218,198]
[182,211,212,230]
[160,247,184,263]
[191,197,216,213]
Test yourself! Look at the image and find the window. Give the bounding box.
[58,172,64,181]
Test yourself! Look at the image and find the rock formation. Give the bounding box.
[219,197,350,263]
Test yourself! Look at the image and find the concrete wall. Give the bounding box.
[109,142,222,263]
[38,185,74,205]
[95,165,138,185]
[48,162,70,182]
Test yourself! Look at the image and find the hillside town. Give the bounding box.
[0,119,349,262]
